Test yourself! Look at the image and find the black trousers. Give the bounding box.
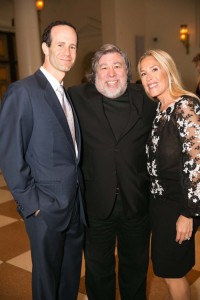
[85,194,150,300]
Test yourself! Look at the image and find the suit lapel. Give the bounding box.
[65,89,81,158]
[34,70,76,157]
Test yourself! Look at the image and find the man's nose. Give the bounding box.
[63,46,71,55]
[108,68,116,76]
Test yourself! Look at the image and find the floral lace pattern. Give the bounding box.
[146,96,200,215]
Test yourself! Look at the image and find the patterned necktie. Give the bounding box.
[57,85,78,156]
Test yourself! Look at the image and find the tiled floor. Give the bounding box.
[0,172,200,299]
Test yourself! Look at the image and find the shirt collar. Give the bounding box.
[40,66,63,92]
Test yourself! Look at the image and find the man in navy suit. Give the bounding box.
[68,44,157,300]
[0,20,85,300]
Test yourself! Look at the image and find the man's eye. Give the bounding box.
[115,64,123,69]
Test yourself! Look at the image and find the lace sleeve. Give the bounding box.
[176,97,200,216]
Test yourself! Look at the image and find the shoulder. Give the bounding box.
[176,95,200,112]
[128,83,151,101]
[3,77,31,100]
[68,82,99,105]
[2,71,42,108]
[128,83,157,109]
[128,82,147,96]
[173,96,200,125]
[68,82,95,94]
[6,71,41,92]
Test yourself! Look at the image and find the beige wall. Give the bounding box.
[0,0,199,90]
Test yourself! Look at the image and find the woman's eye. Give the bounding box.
[152,67,158,72]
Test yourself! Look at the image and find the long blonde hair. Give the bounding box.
[138,49,199,100]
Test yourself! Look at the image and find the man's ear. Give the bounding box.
[42,42,49,56]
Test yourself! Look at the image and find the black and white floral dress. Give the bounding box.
[147,95,200,278]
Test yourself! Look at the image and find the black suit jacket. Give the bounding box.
[0,70,85,230]
[68,82,157,219]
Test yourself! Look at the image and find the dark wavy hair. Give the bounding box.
[86,44,132,83]
[42,20,78,48]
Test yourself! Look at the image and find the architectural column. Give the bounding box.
[13,0,42,79]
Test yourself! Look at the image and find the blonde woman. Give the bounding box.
[138,49,200,300]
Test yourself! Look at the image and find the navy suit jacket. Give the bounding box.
[0,70,85,230]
